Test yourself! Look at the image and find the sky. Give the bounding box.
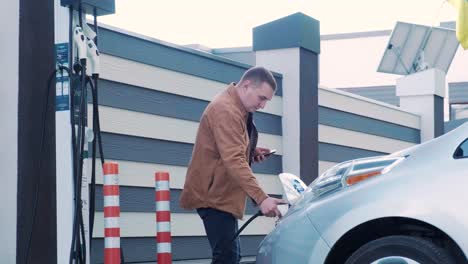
[96,0,457,48]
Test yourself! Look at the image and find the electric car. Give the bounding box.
[256,122,468,264]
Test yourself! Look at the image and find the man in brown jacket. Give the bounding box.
[180,66,284,263]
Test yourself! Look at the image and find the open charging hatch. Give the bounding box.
[278,173,308,215]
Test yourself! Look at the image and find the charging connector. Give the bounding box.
[86,38,100,76]
[73,26,87,61]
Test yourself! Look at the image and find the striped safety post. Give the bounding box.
[155,172,172,263]
[103,162,121,264]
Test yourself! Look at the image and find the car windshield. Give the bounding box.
[454,138,468,159]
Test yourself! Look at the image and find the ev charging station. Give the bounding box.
[54,1,114,263]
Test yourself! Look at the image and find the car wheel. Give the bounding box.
[345,235,455,264]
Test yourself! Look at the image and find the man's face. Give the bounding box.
[239,80,275,112]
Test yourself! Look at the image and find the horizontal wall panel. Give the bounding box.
[319,106,420,143]
[319,87,420,129]
[319,142,386,163]
[97,133,282,175]
[338,83,468,105]
[94,186,282,214]
[100,54,283,116]
[338,85,399,106]
[318,160,337,176]
[319,124,415,153]
[449,82,468,103]
[99,27,283,95]
[88,105,283,154]
[93,212,276,237]
[93,160,283,195]
[444,118,468,133]
[91,79,282,135]
[91,235,264,263]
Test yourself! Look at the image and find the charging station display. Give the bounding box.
[55,43,70,111]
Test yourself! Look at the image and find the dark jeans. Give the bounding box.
[197,207,241,264]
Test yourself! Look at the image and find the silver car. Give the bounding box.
[256,122,468,264]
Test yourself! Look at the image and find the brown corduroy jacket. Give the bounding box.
[179,84,268,219]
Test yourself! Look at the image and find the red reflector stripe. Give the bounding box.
[104,248,120,263]
[155,190,170,201]
[157,253,172,263]
[105,228,120,237]
[103,162,119,175]
[104,206,120,217]
[157,232,172,243]
[155,172,169,181]
[156,211,171,222]
[103,185,119,196]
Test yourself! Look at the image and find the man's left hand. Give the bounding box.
[253,147,272,163]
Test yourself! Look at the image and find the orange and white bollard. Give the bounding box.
[103,162,121,264]
[155,172,172,264]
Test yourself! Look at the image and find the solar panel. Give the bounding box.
[377,21,459,76]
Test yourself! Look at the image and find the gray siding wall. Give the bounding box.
[90,26,284,263]
[339,82,468,108]
[316,87,421,175]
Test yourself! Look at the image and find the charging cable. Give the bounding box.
[69,17,89,264]
[232,211,263,242]
[231,202,289,242]
[24,65,71,264]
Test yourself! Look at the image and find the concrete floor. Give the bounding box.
[138,256,256,263]
[174,256,256,263]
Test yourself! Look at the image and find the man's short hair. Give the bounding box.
[239,66,277,91]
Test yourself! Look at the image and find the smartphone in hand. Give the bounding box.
[264,149,276,157]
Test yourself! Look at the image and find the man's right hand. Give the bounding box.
[259,197,286,217]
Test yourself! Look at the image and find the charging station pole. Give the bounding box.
[54,1,115,263]
[54,3,92,262]
[54,1,76,263]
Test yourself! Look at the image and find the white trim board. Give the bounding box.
[88,105,282,155]
[319,124,416,154]
[93,160,339,195]
[94,160,283,195]
[318,161,337,175]
[92,212,277,237]
[319,87,420,129]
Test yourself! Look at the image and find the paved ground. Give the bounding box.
[175,257,255,263]
[139,256,256,263]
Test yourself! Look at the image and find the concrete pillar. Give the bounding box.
[396,68,446,142]
[254,12,320,184]
[11,0,57,263]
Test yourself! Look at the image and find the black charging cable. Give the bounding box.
[66,6,126,263]
[87,74,105,237]
[69,57,88,264]
[69,4,88,259]
[230,204,287,247]
[88,10,125,263]
[212,210,264,263]
[232,211,263,242]
[88,12,101,252]
[24,65,71,264]
[68,3,97,263]
[27,4,93,263]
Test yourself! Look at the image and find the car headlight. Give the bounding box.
[308,155,406,197]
